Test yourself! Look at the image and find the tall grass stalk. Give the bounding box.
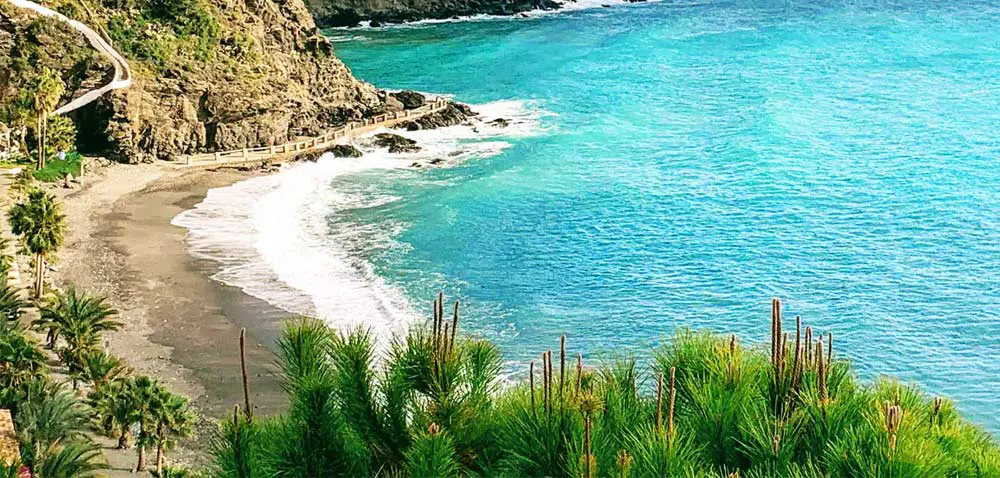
[209,295,1000,478]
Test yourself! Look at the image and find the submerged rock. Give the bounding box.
[374,133,420,153]
[488,118,510,128]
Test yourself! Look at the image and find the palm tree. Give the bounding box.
[88,377,139,449]
[75,349,129,392]
[150,389,196,474]
[0,282,26,326]
[14,386,92,468]
[35,286,120,351]
[32,68,65,170]
[132,375,163,472]
[0,327,46,408]
[31,440,106,478]
[3,88,34,158]
[8,189,66,298]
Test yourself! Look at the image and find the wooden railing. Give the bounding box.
[175,99,450,168]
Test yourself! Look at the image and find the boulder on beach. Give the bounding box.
[390,90,427,110]
[375,133,421,153]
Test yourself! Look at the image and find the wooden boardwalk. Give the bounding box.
[173,99,449,169]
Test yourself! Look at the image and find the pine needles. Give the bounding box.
[210,296,1000,478]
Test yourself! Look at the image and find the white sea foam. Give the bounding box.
[325,0,660,33]
[171,99,549,344]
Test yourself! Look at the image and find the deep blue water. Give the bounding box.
[327,0,1000,430]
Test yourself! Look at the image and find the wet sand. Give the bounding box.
[53,164,290,463]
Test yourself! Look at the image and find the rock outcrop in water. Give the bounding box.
[390,90,426,110]
[400,103,475,131]
[306,0,562,27]
[374,133,420,153]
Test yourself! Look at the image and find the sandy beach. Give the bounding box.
[48,162,290,463]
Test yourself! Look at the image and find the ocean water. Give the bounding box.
[175,0,1000,431]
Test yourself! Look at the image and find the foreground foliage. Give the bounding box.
[0,274,194,475]
[7,189,66,298]
[212,296,1000,477]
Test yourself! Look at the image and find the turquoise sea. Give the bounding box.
[178,0,1000,432]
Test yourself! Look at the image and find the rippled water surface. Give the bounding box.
[323,0,1000,429]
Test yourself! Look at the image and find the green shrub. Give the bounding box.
[210,298,1000,477]
[33,151,81,182]
[45,115,77,157]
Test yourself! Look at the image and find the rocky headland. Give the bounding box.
[1,0,472,164]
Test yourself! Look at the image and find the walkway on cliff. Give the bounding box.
[7,0,132,114]
[174,98,451,169]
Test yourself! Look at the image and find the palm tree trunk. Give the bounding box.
[34,252,43,298]
[156,442,164,474]
[19,125,29,156]
[40,114,47,170]
[137,422,147,471]
[118,426,129,449]
[137,444,146,471]
[36,113,43,169]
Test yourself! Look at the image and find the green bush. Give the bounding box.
[34,151,82,182]
[209,297,1000,477]
[45,115,77,157]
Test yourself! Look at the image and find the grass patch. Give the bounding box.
[33,152,81,182]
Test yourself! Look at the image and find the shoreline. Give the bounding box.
[324,0,658,31]
[51,163,290,462]
[39,97,535,466]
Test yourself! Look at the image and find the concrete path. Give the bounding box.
[7,0,132,114]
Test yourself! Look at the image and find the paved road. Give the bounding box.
[7,0,132,114]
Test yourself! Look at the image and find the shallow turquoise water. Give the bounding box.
[329,0,1000,430]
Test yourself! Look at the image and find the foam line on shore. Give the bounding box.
[326,0,661,32]
[172,99,548,345]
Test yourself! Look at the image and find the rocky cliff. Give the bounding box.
[1,0,468,163]
[307,0,561,27]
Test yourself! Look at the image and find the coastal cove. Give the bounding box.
[172,0,1000,436]
[5,0,1000,472]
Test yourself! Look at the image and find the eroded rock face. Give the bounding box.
[5,0,401,163]
[308,0,563,27]
[3,0,482,164]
